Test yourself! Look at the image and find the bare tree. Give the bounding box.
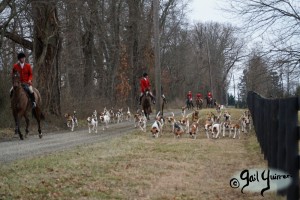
[31,0,61,115]
[193,22,244,103]
[224,0,300,94]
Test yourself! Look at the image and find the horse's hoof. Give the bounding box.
[39,134,43,139]
[19,135,24,140]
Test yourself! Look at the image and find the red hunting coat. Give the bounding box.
[187,92,192,100]
[12,63,33,85]
[140,77,151,93]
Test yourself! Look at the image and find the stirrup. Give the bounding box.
[32,102,37,108]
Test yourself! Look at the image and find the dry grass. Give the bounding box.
[0,108,285,200]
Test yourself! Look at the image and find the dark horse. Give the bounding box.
[186,98,194,110]
[141,91,152,120]
[195,98,203,110]
[11,71,45,140]
[205,96,215,108]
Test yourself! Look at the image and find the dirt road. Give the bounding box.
[0,110,183,164]
[0,119,147,163]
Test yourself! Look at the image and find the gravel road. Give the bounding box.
[0,119,150,164]
[0,110,184,164]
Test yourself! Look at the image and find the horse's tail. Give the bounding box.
[32,107,45,121]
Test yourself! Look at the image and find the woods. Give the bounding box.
[0,0,299,127]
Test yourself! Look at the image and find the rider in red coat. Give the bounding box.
[139,72,156,105]
[187,91,192,101]
[196,92,202,100]
[186,91,194,107]
[10,52,36,108]
[207,91,212,100]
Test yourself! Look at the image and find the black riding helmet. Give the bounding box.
[143,72,148,77]
[17,52,26,60]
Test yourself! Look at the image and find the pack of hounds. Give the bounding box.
[64,107,252,140]
[139,106,252,139]
[64,107,132,133]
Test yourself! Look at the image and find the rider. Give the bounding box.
[187,91,192,101]
[139,72,156,105]
[10,52,36,108]
[186,91,194,107]
[207,91,213,100]
[196,92,202,100]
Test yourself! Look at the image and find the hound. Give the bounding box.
[150,112,164,138]
[241,110,252,132]
[134,114,140,128]
[222,121,231,137]
[116,108,124,123]
[204,113,214,138]
[222,111,232,137]
[100,108,110,130]
[173,120,185,138]
[191,109,199,122]
[178,115,190,134]
[215,103,221,113]
[189,119,200,139]
[138,110,147,132]
[229,123,241,139]
[126,107,132,121]
[224,111,231,121]
[109,108,116,123]
[87,111,98,133]
[166,112,175,132]
[64,111,77,132]
[211,123,222,138]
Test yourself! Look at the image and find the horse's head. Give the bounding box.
[12,70,21,89]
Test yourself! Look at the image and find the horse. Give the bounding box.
[11,71,45,140]
[186,98,194,110]
[195,98,203,110]
[141,91,152,120]
[205,96,215,108]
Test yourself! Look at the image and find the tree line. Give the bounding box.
[0,0,299,127]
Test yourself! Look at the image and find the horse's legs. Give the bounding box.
[14,115,23,140]
[24,114,30,138]
[37,118,42,139]
[33,109,43,139]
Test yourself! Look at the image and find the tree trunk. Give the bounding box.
[127,0,140,108]
[31,0,61,116]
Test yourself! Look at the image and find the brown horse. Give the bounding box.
[195,98,203,110]
[141,91,152,120]
[11,71,44,140]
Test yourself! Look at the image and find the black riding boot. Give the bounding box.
[10,90,13,98]
[29,93,36,108]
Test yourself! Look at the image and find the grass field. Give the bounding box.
[0,108,286,199]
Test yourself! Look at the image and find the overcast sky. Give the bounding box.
[187,0,241,97]
[187,0,230,23]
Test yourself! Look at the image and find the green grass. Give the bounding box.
[0,108,285,200]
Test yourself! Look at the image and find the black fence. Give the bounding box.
[247,91,299,199]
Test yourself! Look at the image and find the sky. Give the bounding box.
[187,0,240,97]
[187,0,230,23]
